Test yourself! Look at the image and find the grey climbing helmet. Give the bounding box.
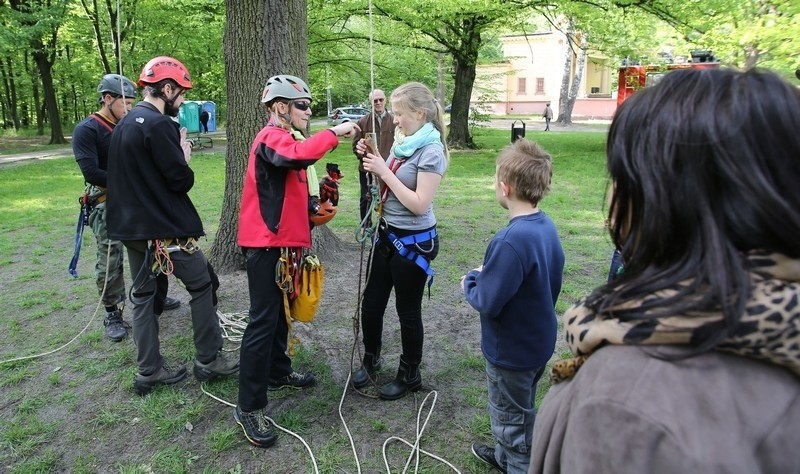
[260,74,312,104]
[97,74,137,99]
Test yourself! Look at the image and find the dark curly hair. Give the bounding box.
[591,68,800,352]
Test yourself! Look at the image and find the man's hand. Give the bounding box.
[179,127,192,163]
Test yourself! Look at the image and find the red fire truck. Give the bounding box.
[616,50,719,106]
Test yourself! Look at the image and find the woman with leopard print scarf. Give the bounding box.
[529,68,800,474]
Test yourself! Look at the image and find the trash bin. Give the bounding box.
[511,120,526,143]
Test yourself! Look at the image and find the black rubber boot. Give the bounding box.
[352,351,382,389]
[378,357,421,400]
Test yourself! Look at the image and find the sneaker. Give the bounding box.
[471,443,507,473]
[267,371,316,391]
[134,363,187,395]
[163,296,181,311]
[234,406,276,448]
[193,351,240,381]
[104,310,128,342]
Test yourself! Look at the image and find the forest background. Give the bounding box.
[1,0,798,146]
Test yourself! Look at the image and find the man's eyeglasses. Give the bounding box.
[292,101,311,111]
[373,98,385,103]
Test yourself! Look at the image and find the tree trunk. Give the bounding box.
[446,19,481,150]
[33,49,67,144]
[556,22,574,124]
[561,34,587,125]
[1,57,21,130]
[211,0,310,273]
[743,44,760,70]
[81,0,112,73]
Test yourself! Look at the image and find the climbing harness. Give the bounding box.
[377,222,436,289]
[149,237,199,276]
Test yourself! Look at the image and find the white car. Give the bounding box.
[327,106,370,126]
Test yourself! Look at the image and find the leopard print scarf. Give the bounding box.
[551,253,800,383]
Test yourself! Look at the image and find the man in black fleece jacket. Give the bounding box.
[107,56,238,395]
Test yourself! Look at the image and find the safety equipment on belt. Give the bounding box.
[377,222,436,290]
[138,56,193,89]
[310,200,337,226]
[68,188,92,278]
[276,249,324,356]
[290,255,323,323]
[260,74,312,104]
[97,74,136,99]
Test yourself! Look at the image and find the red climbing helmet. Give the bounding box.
[310,199,337,226]
[138,56,193,89]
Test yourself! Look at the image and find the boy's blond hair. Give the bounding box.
[496,138,552,205]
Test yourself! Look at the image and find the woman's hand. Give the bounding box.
[361,151,389,179]
[331,122,360,138]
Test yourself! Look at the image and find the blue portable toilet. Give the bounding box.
[179,101,201,133]
[198,101,217,132]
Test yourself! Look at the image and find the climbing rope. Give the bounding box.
[200,383,320,473]
[0,242,114,366]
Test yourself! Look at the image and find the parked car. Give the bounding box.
[327,106,370,126]
[444,104,452,113]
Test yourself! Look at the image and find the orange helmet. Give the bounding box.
[138,56,193,89]
[310,199,337,226]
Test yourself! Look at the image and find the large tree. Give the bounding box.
[8,0,68,143]
[210,0,308,273]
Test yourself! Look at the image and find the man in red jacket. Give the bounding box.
[235,74,359,448]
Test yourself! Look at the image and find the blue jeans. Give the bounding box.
[486,361,545,474]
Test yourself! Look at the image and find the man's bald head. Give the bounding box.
[370,89,387,114]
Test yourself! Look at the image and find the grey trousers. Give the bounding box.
[123,240,222,375]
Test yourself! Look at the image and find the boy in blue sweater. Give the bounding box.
[461,138,565,474]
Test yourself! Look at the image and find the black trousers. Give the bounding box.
[238,248,293,412]
[360,226,439,365]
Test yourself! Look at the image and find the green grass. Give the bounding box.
[0,128,612,472]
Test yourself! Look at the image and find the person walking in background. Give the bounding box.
[352,89,396,222]
[462,138,565,474]
[235,74,360,448]
[72,73,179,342]
[199,107,210,134]
[107,56,238,395]
[354,82,448,400]
[530,68,800,473]
[542,102,552,131]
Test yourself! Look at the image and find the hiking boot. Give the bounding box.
[352,352,382,389]
[193,351,240,381]
[471,443,507,473]
[378,357,422,400]
[134,363,187,395]
[163,296,181,311]
[104,310,128,342]
[267,371,316,391]
[234,406,276,448]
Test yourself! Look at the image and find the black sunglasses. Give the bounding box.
[292,101,311,111]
